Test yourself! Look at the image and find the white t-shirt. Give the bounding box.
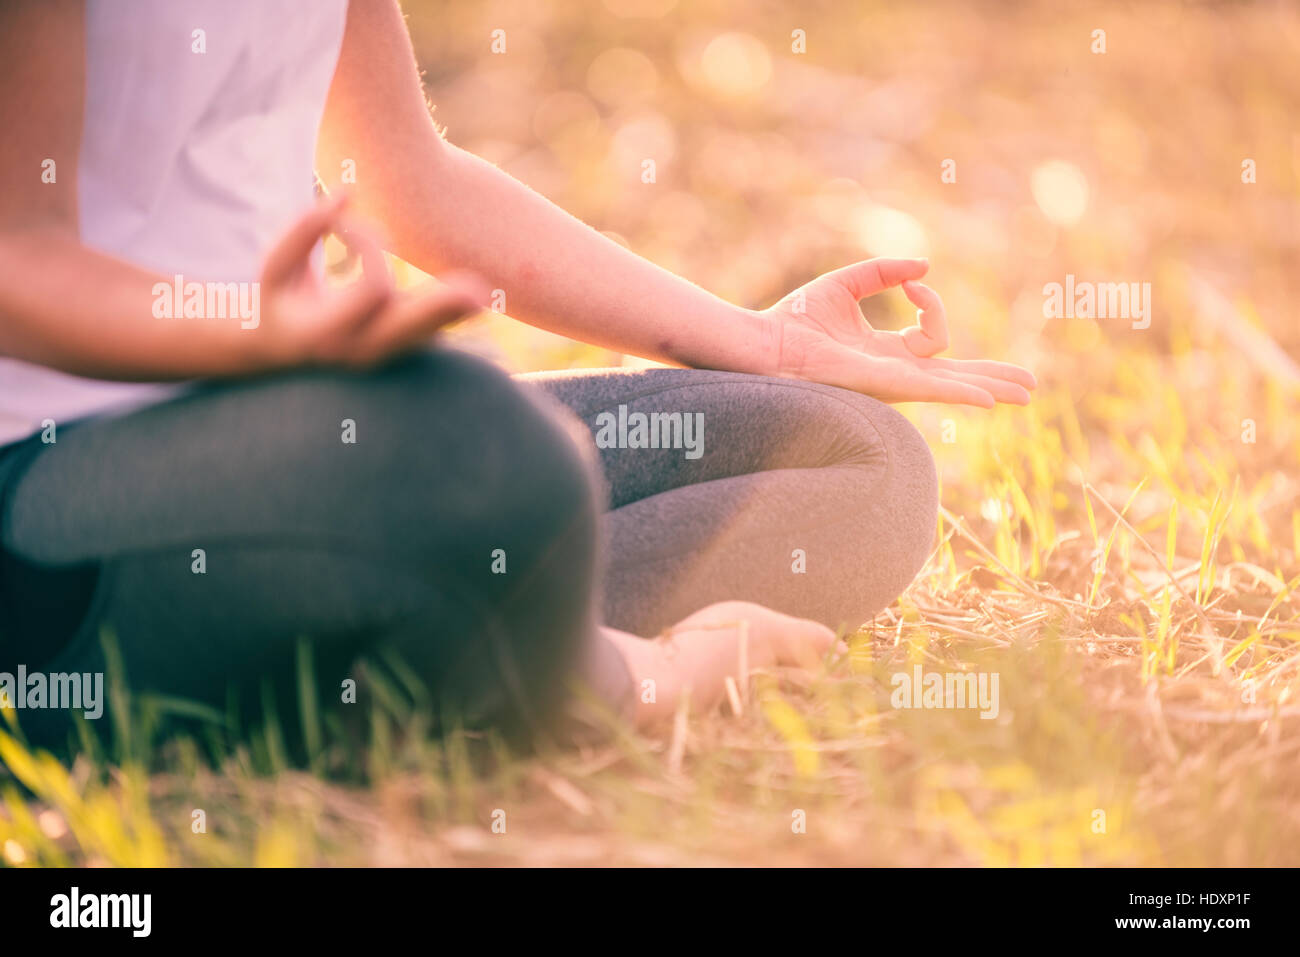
[0,0,349,446]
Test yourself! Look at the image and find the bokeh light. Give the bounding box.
[1031,160,1090,227]
[698,32,772,99]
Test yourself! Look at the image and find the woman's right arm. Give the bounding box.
[0,230,284,382]
[0,0,486,382]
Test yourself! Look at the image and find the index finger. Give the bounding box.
[900,279,950,356]
[828,257,929,301]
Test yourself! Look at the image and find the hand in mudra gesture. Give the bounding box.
[761,257,1036,407]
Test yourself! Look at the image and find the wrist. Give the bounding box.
[734,305,783,379]
[700,303,780,378]
[234,318,304,375]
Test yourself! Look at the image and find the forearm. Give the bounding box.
[314,0,774,372]
[383,144,779,373]
[0,228,260,380]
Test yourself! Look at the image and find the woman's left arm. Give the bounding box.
[316,0,1035,407]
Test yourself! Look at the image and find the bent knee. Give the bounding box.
[369,362,599,597]
[884,406,939,580]
[834,393,939,615]
[866,397,938,517]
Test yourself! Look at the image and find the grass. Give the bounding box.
[2,0,1299,866]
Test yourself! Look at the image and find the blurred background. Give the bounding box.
[405,0,1297,382]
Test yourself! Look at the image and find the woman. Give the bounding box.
[0,0,1034,744]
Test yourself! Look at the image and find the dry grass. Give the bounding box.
[2,0,1299,866]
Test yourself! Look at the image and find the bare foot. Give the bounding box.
[600,601,839,726]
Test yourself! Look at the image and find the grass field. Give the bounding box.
[2,0,1299,866]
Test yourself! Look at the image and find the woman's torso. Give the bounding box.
[0,0,349,446]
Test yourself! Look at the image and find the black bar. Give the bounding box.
[0,867,1279,943]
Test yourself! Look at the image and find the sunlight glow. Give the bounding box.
[699,32,772,99]
[1031,160,1089,226]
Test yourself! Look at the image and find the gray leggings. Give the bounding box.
[0,350,937,741]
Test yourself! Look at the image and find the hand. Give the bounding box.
[252,192,490,371]
[761,257,1036,407]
